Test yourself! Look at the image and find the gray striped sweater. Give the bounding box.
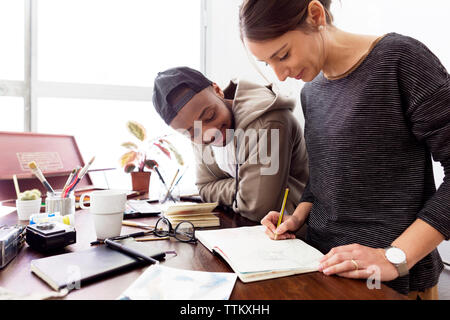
[300,33,449,295]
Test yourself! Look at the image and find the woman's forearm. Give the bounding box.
[391,218,445,270]
[292,201,313,223]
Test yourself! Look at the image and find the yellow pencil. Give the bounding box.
[135,236,170,242]
[12,174,20,199]
[274,188,289,240]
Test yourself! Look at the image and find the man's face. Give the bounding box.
[169,85,234,147]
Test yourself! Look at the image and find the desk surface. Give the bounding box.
[0,205,409,300]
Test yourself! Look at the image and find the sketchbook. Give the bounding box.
[196,225,324,283]
[163,202,220,228]
[30,239,166,291]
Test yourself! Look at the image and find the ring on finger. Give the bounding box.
[350,259,359,271]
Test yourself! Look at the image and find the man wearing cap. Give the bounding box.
[152,66,308,223]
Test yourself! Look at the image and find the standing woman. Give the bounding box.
[240,0,449,298]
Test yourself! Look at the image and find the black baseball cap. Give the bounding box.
[152,66,213,125]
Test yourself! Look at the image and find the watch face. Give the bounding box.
[386,247,406,264]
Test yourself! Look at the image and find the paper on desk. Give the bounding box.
[0,205,16,218]
[197,225,324,274]
[118,265,237,300]
[0,286,68,300]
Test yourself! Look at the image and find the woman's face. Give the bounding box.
[245,29,325,82]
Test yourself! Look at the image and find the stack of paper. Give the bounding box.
[196,225,324,282]
[163,202,220,228]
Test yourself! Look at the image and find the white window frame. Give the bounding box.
[0,0,207,132]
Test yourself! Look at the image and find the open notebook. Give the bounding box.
[196,225,324,283]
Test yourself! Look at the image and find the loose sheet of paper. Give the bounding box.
[118,265,237,300]
[0,205,16,218]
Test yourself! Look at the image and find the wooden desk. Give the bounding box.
[0,207,407,300]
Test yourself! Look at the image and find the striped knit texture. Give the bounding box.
[300,33,450,295]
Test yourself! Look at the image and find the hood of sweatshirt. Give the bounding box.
[223,79,296,130]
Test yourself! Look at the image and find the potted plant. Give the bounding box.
[16,189,42,220]
[120,120,183,193]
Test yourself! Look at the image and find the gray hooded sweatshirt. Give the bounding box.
[193,79,309,222]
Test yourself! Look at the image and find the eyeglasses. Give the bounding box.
[154,217,197,243]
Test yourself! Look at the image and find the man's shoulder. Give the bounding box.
[247,108,301,135]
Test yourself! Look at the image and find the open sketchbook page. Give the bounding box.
[197,225,324,274]
[118,265,237,300]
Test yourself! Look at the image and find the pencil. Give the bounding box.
[104,239,159,264]
[90,230,154,245]
[12,174,20,199]
[164,168,180,201]
[135,236,170,242]
[122,220,154,229]
[274,188,289,240]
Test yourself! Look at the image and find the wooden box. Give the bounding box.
[0,131,95,203]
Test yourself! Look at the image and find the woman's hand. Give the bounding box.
[318,244,400,281]
[260,211,304,240]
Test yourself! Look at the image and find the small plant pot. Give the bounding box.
[131,171,151,193]
[16,198,42,221]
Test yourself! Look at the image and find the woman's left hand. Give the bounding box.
[318,244,400,282]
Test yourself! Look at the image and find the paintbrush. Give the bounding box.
[78,156,95,181]
[64,156,95,197]
[62,167,79,196]
[154,166,176,202]
[28,161,55,194]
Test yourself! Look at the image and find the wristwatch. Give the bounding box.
[384,246,409,277]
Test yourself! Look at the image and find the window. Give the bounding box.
[0,97,24,132]
[0,0,25,132]
[38,0,201,86]
[0,0,24,81]
[1,0,204,193]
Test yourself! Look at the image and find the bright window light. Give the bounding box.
[0,0,24,81]
[0,97,24,132]
[38,0,201,86]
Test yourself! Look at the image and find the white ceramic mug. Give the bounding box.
[79,190,126,240]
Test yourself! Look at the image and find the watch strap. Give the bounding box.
[396,260,409,277]
[385,246,409,277]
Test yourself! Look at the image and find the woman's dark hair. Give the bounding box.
[239,0,333,42]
